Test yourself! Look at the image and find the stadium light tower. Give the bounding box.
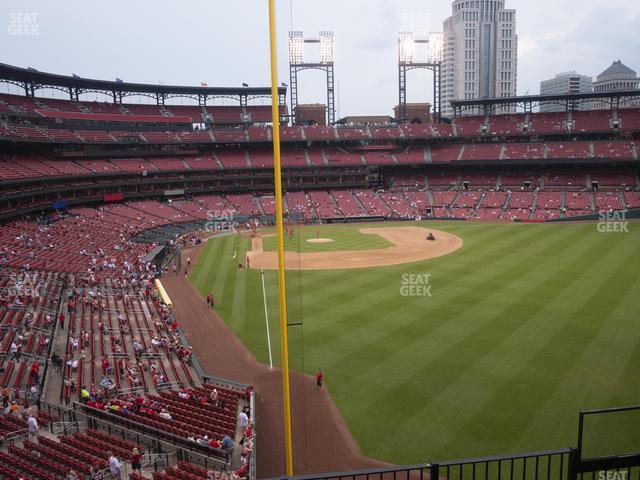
[398,31,443,122]
[288,31,336,125]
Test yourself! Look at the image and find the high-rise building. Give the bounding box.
[592,60,640,109]
[539,72,593,112]
[441,0,518,117]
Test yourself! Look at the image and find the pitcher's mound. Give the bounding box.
[307,238,334,244]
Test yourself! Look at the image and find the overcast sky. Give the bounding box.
[3,0,639,117]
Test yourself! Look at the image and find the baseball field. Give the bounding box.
[189,221,640,464]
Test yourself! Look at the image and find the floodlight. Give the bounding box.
[289,31,304,64]
[319,31,335,63]
[398,32,415,64]
[428,32,443,63]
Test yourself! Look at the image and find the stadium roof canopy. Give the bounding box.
[0,63,287,106]
[450,89,640,116]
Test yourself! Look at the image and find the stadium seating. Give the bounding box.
[565,192,592,211]
[400,124,433,138]
[217,150,249,169]
[537,192,562,209]
[544,173,586,187]
[572,110,612,132]
[304,125,336,141]
[354,190,392,217]
[481,191,508,208]
[623,191,640,209]
[594,192,623,211]
[285,191,313,220]
[453,116,485,136]
[528,112,568,134]
[617,108,640,131]
[459,143,502,161]
[331,190,367,217]
[363,151,396,166]
[430,145,462,162]
[454,191,483,208]
[370,126,402,139]
[394,146,426,164]
[336,127,369,140]
[324,148,363,166]
[591,141,635,160]
[390,175,425,188]
[502,143,545,160]
[487,114,525,135]
[427,173,459,187]
[546,142,592,159]
[308,191,342,218]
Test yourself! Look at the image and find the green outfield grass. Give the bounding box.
[189,222,640,464]
[260,224,393,253]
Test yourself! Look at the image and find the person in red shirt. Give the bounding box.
[131,447,142,474]
[244,385,253,402]
[315,369,324,390]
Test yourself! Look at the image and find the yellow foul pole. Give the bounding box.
[267,0,294,476]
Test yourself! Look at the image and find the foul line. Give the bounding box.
[260,269,273,368]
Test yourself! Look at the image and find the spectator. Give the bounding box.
[209,388,218,404]
[80,386,90,403]
[9,341,19,360]
[108,451,122,480]
[239,409,249,429]
[131,447,142,474]
[244,385,253,402]
[26,413,39,438]
[221,434,235,451]
[65,470,79,480]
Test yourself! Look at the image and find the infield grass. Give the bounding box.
[189,221,640,464]
[260,224,393,252]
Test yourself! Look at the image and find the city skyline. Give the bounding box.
[2,0,639,117]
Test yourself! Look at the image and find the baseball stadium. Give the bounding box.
[0,1,639,480]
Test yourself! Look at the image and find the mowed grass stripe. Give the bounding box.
[296,224,535,327]
[514,264,640,455]
[335,226,596,461]
[413,229,633,458]
[432,231,640,458]
[191,234,233,296]
[306,224,567,374]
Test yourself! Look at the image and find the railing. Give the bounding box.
[91,467,114,480]
[51,420,86,435]
[142,452,176,471]
[435,448,572,480]
[202,373,249,392]
[3,428,29,444]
